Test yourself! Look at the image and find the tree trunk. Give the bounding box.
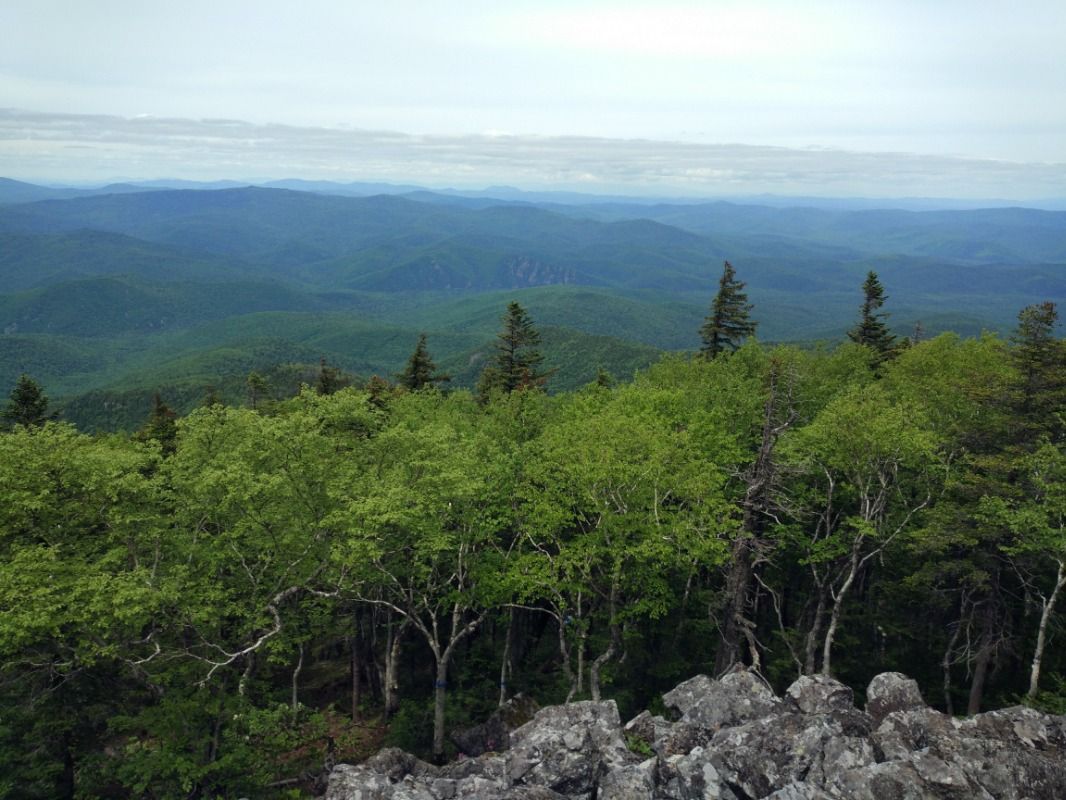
[589,637,616,702]
[968,643,992,715]
[589,578,621,702]
[821,540,863,676]
[58,732,75,800]
[715,536,753,674]
[575,593,586,698]
[238,651,256,696]
[715,358,792,674]
[350,634,362,721]
[941,610,964,716]
[499,607,514,707]
[291,642,304,718]
[432,658,450,761]
[1028,560,1065,698]
[383,618,407,717]
[558,612,578,703]
[804,585,827,674]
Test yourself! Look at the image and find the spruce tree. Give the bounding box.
[2,374,51,428]
[477,301,551,400]
[136,392,178,454]
[246,371,270,410]
[1011,301,1065,444]
[700,261,756,358]
[365,375,394,411]
[847,270,896,359]
[397,334,450,391]
[316,357,347,396]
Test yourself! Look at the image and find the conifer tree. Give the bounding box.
[847,270,897,359]
[246,371,270,410]
[136,392,178,454]
[2,374,51,428]
[397,334,450,391]
[316,357,347,396]
[1011,301,1065,444]
[477,301,551,400]
[700,261,756,358]
[365,375,393,411]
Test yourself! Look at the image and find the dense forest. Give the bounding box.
[2,182,1064,433]
[0,284,1064,798]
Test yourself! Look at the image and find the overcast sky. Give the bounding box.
[2,0,1064,197]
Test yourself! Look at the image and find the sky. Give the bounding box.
[1,0,1065,198]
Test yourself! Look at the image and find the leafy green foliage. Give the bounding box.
[1,320,1065,796]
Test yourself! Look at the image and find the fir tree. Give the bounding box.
[316,357,347,396]
[397,334,450,391]
[2,374,51,428]
[365,375,393,411]
[700,261,756,358]
[1011,301,1065,443]
[477,301,552,400]
[246,371,270,410]
[136,392,178,454]
[847,270,897,359]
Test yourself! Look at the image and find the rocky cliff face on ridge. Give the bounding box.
[323,670,1066,800]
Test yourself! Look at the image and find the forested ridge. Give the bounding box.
[2,184,1063,433]
[0,297,1064,799]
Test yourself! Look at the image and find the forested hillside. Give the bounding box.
[0,183,1062,432]
[1,302,1063,798]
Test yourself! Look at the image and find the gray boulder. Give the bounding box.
[655,747,738,800]
[507,700,633,796]
[324,670,1066,800]
[662,671,782,731]
[597,757,656,800]
[707,711,875,798]
[624,710,709,760]
[785,675,855,715]
[865,672,925,724]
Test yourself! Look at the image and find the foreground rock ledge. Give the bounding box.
[324,671,1066,800]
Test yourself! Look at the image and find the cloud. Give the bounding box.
[1,108,1064,199]
[491,6,828,60]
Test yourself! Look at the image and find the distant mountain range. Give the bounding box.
[0,177,1062,431]
[5,175,1066,211]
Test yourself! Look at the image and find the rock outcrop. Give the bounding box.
[324,670,1066,800]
